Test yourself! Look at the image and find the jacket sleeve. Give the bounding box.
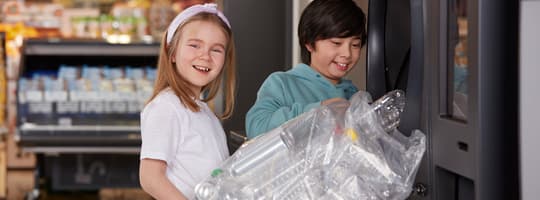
[245,74,320,139]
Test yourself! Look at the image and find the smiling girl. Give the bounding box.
[139,3,235,199]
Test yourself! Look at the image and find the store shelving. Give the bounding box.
[14,39,160,191]
[17,39,159,152]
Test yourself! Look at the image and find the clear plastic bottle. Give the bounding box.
[371,90,406,133]
[195,90,409,200]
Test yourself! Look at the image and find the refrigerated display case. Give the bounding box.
[16,39,159,191]
[17,39,158,149]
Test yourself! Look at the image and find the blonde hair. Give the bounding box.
[148,13,236,119]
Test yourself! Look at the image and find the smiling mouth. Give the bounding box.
[193,65,210,72]
[335,62,349,71]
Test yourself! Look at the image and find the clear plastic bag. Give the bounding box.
[195,90,426,200]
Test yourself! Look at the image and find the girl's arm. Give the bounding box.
[140,158,187,200]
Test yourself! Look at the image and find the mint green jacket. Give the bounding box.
[245,63,358,139]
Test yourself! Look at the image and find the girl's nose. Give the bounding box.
[198,49,211,61]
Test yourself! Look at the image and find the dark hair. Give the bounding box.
[298,0,367,65]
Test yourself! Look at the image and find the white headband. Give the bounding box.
[166,3,231,45]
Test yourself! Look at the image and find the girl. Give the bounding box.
[139,3,236,199]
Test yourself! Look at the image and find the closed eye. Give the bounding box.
[211,48,224,53]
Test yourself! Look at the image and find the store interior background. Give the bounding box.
[0,0,369,199]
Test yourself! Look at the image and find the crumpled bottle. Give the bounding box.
[195,90,423,200]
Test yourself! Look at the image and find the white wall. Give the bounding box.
[292,0,311,67]
[347,0,368,90]
[520,1,540,199]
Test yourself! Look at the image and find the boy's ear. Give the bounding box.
[305,43,315,52]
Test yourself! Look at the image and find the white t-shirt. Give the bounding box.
[140,89,229,199]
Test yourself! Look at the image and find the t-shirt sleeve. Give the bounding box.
[139,99,182,165]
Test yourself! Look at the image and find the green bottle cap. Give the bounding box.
[211,168,223,177]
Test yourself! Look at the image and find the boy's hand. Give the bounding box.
[321,98,348,106]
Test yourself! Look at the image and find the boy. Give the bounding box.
[246,0,367,138]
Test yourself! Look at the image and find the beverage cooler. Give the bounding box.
[16,39,159,191]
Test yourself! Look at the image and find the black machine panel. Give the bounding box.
[365,0,519,199]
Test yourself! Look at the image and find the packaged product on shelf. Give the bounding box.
[119,16,136,38]
[127,100,142,114]
[99,79,114,92]
[17,79,30,104]
[145,66,156,81]
[1,1,27,23]
[61,8,100,38]
[77,65,103,113]
[133,84,151,113]
[113,78,135,94]
[135,79,152,94]
[99,14,114,40]
[136,16,149,42]
[80,101,105,114]
[23,3,63,29]
[103,66,124,79]
[17,40,158,129]
[3,2,63,31]
[58,65,79,81]
[81,65,102,81]
[149,0,175,40]
[59,65,80,104]
[128,66,152,110]
[126,66,144,80]
[18,77,55,115]
[71,16,87,38]
[63,79,82,116]
[69,79,88,101]
[56,100,78,115]
[18,78,42,103]
[43,76,67,102]
[41,75,76,117]
[87,17,100,39]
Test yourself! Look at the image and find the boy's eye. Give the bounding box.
[352,43,361,48]
[332,41,341,45]
[188,44,199,48]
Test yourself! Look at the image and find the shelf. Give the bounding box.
[22,146,140,154]
[23,39,160,56]
[17,39,157,150]
[18,124,141,147]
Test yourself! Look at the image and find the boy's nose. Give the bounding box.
[339,45,352,58]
